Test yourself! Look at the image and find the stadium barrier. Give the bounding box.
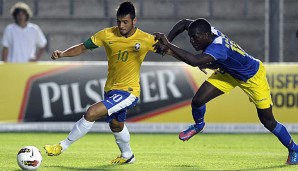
[0,62,297,133]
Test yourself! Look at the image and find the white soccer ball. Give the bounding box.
[17,146,42,170]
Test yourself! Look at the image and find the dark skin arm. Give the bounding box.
[167,19,194,42]
[155,18,193,56]
[154,32,215,67]
[164,19,217,74]
[154,38,214,74]
[154,18,217,74]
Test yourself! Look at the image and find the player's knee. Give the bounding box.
[192,97,204,107]
[110,125,123,132]
[109,121,124,132]
[85,106,101,121]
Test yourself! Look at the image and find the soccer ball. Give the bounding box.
[17,146,42,170]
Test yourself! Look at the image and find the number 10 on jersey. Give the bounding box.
[118,50,129,62]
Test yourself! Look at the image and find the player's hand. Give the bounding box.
[153,41,168,55]
[154,32,169,46]
[51,50,63,60]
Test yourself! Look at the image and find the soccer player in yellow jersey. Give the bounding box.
[44,1,156,164]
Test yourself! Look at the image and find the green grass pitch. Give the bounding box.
[1,132,297,170]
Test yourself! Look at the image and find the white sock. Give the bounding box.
[113,125,132,159]
[60,116,94,152]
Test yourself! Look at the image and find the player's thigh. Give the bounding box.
[206,70,237,94]
[193,81,224,105]
[239,63,272,109]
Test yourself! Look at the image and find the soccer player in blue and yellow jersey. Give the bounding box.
[44,1,156,164]
[154,18,298,165]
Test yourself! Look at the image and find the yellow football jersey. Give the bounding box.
[87,26,156,97]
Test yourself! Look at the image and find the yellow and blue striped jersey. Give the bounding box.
[84,26,156,97]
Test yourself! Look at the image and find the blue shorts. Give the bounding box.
[102,90,138,123]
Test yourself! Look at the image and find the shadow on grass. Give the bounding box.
[237,164,293,171]
[43,164,295,171]
[44,164,138,171]
[171,164,293,171]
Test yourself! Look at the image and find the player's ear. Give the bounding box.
[133,18,137,25]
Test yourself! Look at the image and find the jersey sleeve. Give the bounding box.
[83,29,106,49]
[204,39,227,61]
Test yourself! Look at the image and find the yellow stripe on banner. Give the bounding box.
[0,63,76,122]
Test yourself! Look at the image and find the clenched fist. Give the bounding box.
[51,50,63,60]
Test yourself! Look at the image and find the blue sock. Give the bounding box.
[272,122,298,151]
[192,104,206,124]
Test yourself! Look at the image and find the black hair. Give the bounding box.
[13,8,30,21]
[188,18,211,34]
[10,2,32,23]
[116,1,136,19]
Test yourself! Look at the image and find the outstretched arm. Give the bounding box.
[167,43,215,67]
[167,19,194,42]
[51,43,87,60]
[154,32,215,67]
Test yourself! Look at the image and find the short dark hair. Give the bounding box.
[188,18,211,34]
[116,1,136,19]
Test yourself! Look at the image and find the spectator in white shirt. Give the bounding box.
[1,2,47,63]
